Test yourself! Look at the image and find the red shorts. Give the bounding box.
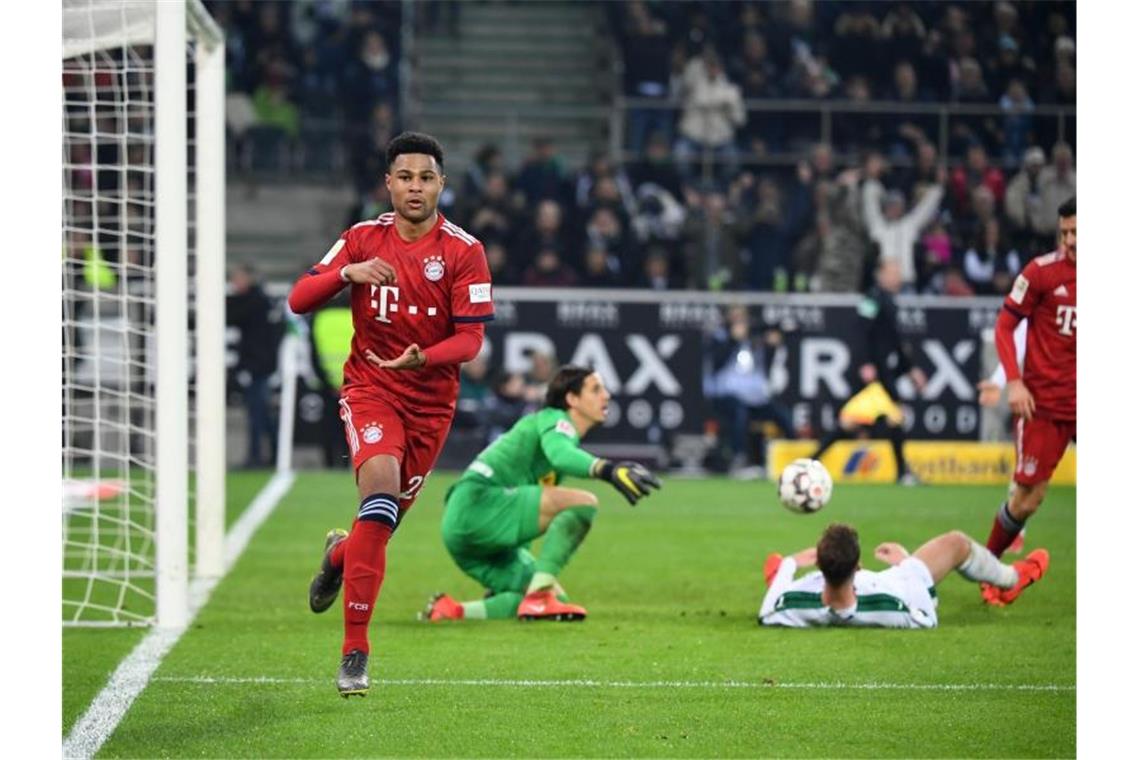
[1014,415,1076,486]
[338,389,453,511]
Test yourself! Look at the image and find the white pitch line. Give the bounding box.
[151,675,1076,693]
[63,471,296,760]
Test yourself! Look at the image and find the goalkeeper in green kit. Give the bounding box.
[422,365,662,622]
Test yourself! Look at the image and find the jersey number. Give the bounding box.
[399,473,428,501]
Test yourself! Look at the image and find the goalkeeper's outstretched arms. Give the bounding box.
[591,459,663,506]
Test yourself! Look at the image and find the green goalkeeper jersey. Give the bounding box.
[459,407,599,488]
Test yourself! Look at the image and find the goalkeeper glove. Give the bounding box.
[595,460,662,505]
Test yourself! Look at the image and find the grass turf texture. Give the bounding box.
[66,472,1075,757]
[62,470,273,734]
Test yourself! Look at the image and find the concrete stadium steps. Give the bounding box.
[412,0,614,170]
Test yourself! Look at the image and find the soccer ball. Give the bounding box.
[778,458,833,513]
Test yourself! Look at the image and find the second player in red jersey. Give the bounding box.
[980,196,1075,606]
[287,132,492,696]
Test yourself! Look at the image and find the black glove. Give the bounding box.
[596,460,662,505]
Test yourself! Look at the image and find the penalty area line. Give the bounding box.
[151,675,1076,693]
[62,471,296,760]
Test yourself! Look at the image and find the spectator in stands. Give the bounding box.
[880,3,927,66]
[861,154,946,292]
[226,264,281,469]
[576,153,636,221]
[950,143,1006,215]
[731,167,812,291]
[953,57,991,104]
[990,35,1036,97]
[630,182,687,254]
[674,45,746,182]
[636,247,681,291]
[681,190,743,291]
[999,79,1035,167]
[522,247,579,288]
[1004,146,1054,253]
[579,244,623,288]
[583,207,635,279]
[462,144,506,198]
[831,7,883,84]
[1042,57,1076,106]
[483,240,520,287]
[252,61,300,140]
[963,217,1021,296]
[516,136,569,205]
[703,305,795,478]
[732,31,785,156]
[621,1,674,156]
[792,172,869,293]
[628,132,684,199]
[343,30,396,121]
[461,171,520,245]
[349,101,397,194]
[952,184,999,258]
[515,200,569,274]
[1039,142,1077,243]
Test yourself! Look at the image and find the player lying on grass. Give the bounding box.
[422,365,662,622]
[758,523,1048,628]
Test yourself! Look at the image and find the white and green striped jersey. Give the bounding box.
[759,556,939,629]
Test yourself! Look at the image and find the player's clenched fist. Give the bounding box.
[340,257,397,286]
[594,459,662,505]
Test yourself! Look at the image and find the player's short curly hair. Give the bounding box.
[1058,197,1075,217]
[817,523,861,586]
[546,365,594,410]
[386,131,444,171]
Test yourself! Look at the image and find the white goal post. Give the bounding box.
[62,0,224,628]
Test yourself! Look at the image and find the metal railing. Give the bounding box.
[614,96,1076,166]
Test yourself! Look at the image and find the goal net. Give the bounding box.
[62,0,224,627]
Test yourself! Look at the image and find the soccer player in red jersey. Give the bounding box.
[980,197,1074,606]
[287,132,494,695]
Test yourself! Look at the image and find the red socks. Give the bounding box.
[985,501,1024,558]
[341,493,399,655]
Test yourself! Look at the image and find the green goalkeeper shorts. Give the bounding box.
[441,478,543,594]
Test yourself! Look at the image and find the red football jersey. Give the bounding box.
[309,211,493,416]
[1003,251,1076,420]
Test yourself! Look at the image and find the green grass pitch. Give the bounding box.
[64,471,1075,757]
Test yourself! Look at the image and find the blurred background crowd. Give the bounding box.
[198,0,1075,298]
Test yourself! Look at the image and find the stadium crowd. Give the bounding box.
[444,0,1076,296]
[203,0,1075,297]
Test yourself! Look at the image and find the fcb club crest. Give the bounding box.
[361,422,383,445]
[423,255,445,282]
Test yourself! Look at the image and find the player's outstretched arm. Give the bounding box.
[995,308,1035,419]
[591,460,662,506]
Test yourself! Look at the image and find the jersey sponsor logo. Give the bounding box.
[319,238,346,266]
[469,283,491,303]
[1010,274,1030,304]
[423,255,445,282]
[554,419,576,437]
[1055,304,1076,336]
[361,422,383,444]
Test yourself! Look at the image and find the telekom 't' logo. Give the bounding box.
[1056,305,1077,336]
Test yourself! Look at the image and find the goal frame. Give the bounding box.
[62,0,225,628]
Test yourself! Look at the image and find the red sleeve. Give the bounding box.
[423,321,485,367]
[1002,260,1041,318]
[449,242,495,323]
[287,232,355,314]
[995,307,1023,382]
